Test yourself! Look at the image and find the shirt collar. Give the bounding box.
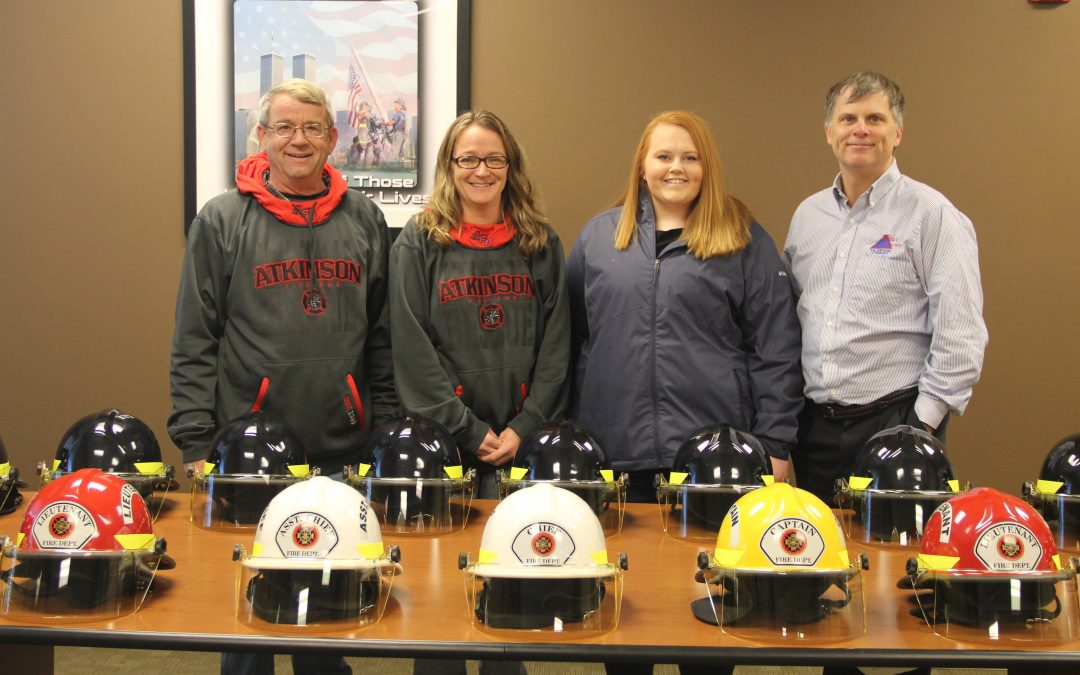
[831,159,902,209]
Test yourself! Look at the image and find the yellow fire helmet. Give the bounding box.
[694,482,868,642]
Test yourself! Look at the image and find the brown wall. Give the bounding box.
[2,1,1077,496]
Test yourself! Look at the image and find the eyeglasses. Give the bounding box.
[451,155,510,170]
[266,123,330,139]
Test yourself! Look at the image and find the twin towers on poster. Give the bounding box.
[234,0,426,206]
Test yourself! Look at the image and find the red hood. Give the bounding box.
[235,152,348,226]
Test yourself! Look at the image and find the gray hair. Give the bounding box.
[258,79,335,128]
[824,72,905,126]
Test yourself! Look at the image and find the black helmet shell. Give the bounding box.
[54,409,162,475]
[1038,434,1080,495]
[673,426,769,487]
[206,411,306,476]
[514,421,608,481]
[853,424,955,492]
[367,415,459,479]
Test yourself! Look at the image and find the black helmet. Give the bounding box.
[658,425,771,541]
[44,409,177,501]
[190,411,310,529]
[839,424,961,547]
[1,434,26,516]
[500,421,626,533]
[346,415,473,535]
[1024,433,1080,552]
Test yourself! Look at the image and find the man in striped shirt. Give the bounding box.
[784,72,987,504]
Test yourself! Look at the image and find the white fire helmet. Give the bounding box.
[233,476,400,630]
[459,482,627,634]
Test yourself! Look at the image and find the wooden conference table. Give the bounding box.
[2,493,1080,671]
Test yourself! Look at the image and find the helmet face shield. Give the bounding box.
[346,473,474,535]
[842,488,958,548]
[658,479,760,541]
[908,568,1080,644]
[697,566,866,641]
[1028,488,1080,553]
[498,473,626,535]
[191,474,306,529]
[463,565,623,634]
[236,555,396,631]
[0,544,162,623]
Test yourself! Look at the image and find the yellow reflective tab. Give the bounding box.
[669,472,688,486]
[16,533,25,547]
[52,459,62,472]
[252,543,263,557]
[1053,554,1062,570]
[761,475,775,486]
[134,462,165,476]
[0,463,9,478]
[357,463,371,477]
[444,465,464,480]
[202,463,216,476]
[1037,480,1065,495]
[114,534,155,551]
[600,469,614,483]
[590,550,609,565]
[287,464,310,478]
[918,553,960,571]
[478,549,497,564]
[848,476,873,490]
[510,467,528,481]
[712,547,743,567]
[948,479,961,493]
[357,542,384,559]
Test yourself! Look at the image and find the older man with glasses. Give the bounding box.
[168,78,398,675]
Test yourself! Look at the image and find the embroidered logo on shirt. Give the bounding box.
[869,235,902,256]
[480,303,505,331]
[302,288,328,316]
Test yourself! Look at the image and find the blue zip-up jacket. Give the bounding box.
[567,196,803,471]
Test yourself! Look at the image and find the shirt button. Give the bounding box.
[848,218,855,224]
[830,389,839,397]
[839,252,846,258]
[832,286,839,293]
[826,320,833,327]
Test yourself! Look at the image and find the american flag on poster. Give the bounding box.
[347,62,363,129]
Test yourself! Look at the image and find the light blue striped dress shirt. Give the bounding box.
[784,160,988,428]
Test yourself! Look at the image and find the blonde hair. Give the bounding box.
[614,111,751,259]
[418,111,550,258]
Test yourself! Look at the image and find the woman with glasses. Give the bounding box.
[389,110,570,502]
[567,111,803,506]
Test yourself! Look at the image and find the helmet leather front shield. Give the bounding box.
[908,566,1080,644]
[463,563,623,635]
[346,469,475,535]
[498,472,626,535]
[0,543,162,623]
[657,478,760,541]
[697,564,867,642]
[191,473,307,529]
[839,487,960,548]
[236,553,396,631]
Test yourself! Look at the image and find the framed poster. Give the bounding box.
[182,0,471,231]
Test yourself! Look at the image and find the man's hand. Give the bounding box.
[478,427,521,467]
[770,456,789,484]
[476,428,502,461]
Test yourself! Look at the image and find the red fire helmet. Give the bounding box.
[17,467,157,554]
[919,486,1062,576]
